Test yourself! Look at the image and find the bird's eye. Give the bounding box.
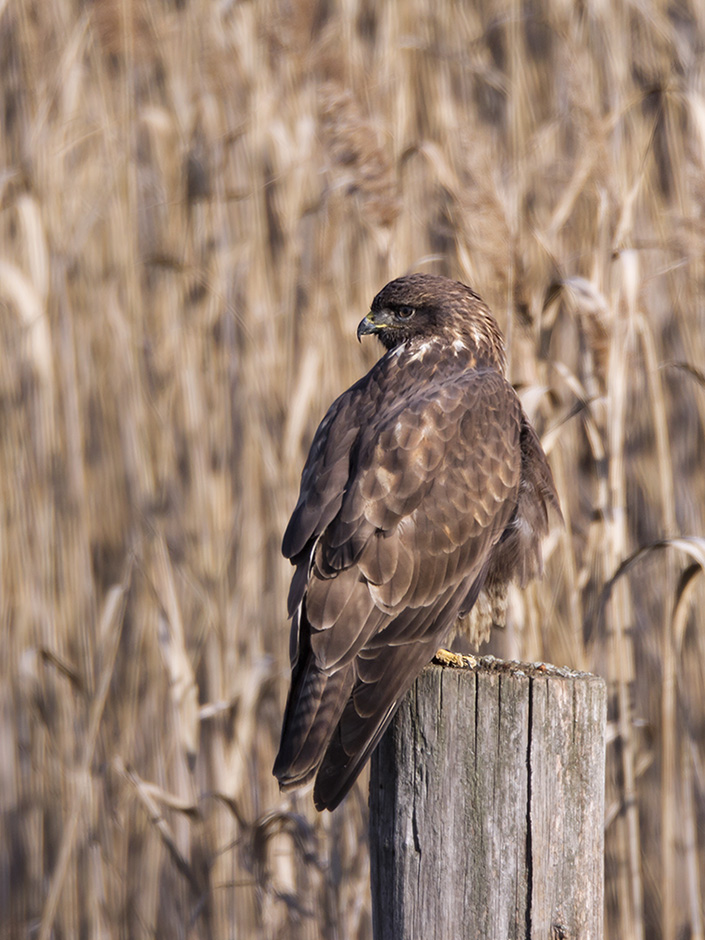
[397,305,415,320]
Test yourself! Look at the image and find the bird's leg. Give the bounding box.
[432,649,478,669]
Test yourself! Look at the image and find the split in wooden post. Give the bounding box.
[369,656,606,940]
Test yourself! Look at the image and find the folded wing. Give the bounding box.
[274,362,540,809]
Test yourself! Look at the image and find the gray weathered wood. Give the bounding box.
[369,658,606,940]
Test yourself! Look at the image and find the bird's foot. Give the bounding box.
[432,649,478,669]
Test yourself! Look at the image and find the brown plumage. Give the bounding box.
[273,274,561,811]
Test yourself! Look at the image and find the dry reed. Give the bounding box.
[2,0,705,937]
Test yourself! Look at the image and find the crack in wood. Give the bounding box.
[369,660,606,939]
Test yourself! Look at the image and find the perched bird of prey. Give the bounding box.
[273,274,560,811]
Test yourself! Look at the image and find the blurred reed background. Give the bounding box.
[1,0,705,937]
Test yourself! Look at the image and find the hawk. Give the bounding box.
[273,274,560,811]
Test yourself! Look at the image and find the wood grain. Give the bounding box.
[369,658,606,939]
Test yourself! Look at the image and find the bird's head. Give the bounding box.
[357,273,506,373]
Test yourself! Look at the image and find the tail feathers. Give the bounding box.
[273,657,354,790]
[313,699,398,811]
[313,631,447,811]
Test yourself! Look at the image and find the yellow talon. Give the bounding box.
[432,649,477,669]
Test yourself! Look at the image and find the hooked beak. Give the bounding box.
[357,309,395,342]
[357,312,377,343]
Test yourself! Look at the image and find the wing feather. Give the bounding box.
[309,601,384,670]
[357,529,400,585]
[312,568,489,811]
[275,350,544,809]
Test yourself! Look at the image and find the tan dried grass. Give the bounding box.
[2,0,705,937]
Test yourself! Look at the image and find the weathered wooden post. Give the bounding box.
[369,657,606,939]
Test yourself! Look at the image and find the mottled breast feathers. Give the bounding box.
[274,274,560,811]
